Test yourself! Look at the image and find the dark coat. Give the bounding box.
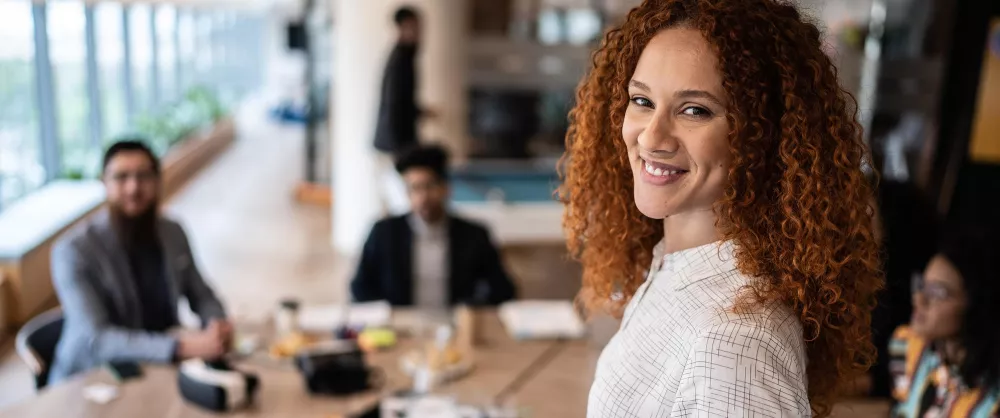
[373,43,419,154]
[350,214,516,306]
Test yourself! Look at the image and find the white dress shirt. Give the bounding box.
[409,214,449,308]
[588,241,811,418]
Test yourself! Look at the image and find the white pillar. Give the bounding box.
[418,0,469,163]
[331,0,468,255]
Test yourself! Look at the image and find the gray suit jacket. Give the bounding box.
[48,209,226,384]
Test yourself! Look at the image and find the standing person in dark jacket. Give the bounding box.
[373,6,431,215]
[351,146,516,307]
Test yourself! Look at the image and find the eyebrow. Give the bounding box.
[676,89,725,107]
[629,79,726,107]
[628,79,651,92]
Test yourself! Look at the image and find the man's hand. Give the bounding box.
[175,319,231,360]
[214,319,235,351]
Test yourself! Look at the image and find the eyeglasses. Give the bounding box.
[105,171,158,184]
[911,273,954,302]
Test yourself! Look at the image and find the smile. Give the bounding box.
[639,158,689,185]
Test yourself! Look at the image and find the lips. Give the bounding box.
[639,158,689,186]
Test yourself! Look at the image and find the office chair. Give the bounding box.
[15,308,64,390]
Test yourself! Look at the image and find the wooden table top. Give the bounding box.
[0,310,556,418]
[0,309,892,417]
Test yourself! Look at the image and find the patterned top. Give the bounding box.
[588,241,811,417]
[890,326,999,417]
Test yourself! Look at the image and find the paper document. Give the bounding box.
[295,301,392,332]
[498,300,586,340]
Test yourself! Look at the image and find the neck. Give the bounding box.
[940,338,966,366]
[110,206,159,250]
[662,209,721,254]
[418,210,446,226]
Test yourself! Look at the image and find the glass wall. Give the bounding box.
[0,2,265,211]
[128,4,154,115]
[177,9,196,92]
[48,0,92,177]
[0,1,42,209]
[95,3,128,141]
[155,5,177,104]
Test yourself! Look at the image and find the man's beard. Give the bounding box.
[110,201,160,251]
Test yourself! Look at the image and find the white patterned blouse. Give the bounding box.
[587,240,811,417]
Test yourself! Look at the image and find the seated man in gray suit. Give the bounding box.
[49,140,231,384]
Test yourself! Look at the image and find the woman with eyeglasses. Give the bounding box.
[891,226,1000,417]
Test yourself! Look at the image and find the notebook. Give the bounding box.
[498,300,586,340]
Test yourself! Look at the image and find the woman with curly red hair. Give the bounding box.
[560,1,882,417]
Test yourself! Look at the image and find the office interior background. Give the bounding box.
[0,0,998,416]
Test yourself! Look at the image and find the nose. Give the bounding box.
[123,178,141,196]
[637,112,680,154]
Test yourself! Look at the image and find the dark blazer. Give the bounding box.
[48,209,226,384]
[373,43,419,154]
[351,214,516,306]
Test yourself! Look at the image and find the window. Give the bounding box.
[0,1,43,209]
[95,3,128,141]
[193,12,214,87]
[156,5,177,103]
[177,9,196,91]
[48,0,94,178]
[128,4,154,115]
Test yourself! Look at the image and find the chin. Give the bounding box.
[633,188,676,219]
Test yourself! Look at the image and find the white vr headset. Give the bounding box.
[178,359,259,412]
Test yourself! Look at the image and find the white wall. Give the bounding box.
[331,0,468,255]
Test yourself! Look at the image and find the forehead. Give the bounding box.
[106,151,154,172]
[632,27,724,97]
[925,255,963,286]
[402,167,439,182]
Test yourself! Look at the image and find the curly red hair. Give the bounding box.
[559,0,882,415]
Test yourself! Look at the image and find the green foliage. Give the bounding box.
[129,86,228,156]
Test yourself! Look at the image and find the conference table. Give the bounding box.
[0,309,891,417]
[0,309,595,418]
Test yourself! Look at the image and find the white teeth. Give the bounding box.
[643,160,684,177]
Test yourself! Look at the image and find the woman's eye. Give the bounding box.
[681,106,711,117]
[630,97,653,108]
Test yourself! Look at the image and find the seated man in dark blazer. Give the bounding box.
[351,146,516,307]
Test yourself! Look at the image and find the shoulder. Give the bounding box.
[890,325,931,401]
[373,215,408,232]
[53,223,89,258]
[696,314,806,362]
[690,300,807,374]
[448,216,489,236]
[682,318,810,415]
[156,216,190,243]
[54,214,108,257]
[889,325,928,363]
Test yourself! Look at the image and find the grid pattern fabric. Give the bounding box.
[588,241,811,417]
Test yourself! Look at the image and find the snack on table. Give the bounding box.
[357,328,397,352]
[268,332,316,358]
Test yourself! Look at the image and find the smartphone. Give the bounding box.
[107,361,143,382]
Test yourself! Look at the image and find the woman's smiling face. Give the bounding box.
[623,27,731,219]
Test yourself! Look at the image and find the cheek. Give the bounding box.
[621,118,642,150]
[688,131,731,173]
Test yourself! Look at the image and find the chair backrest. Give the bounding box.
[15,308,64,390]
